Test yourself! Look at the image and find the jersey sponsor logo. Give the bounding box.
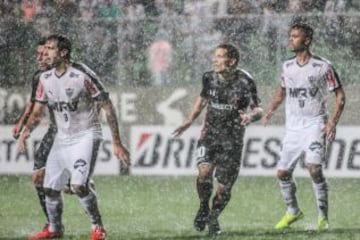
[312,62,322,68]
[288,87,319,98]
[286,61,294,68]
[209,89,216,97]
[325,69,336,88]
[210,102,235,110]
[44,73,52,79]
[309,141,323,152]
[48,100,79,112]
[69,72,79,78]
[74,159,87,174]
[36,81,45,99]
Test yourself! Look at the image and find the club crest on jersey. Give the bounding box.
[65,88,74,98]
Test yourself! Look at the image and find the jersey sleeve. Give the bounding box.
[324,63,341,91]
[84,74,109,100]
[280,64,285,88]
[200,72,210,98]
[248,77,261,109]
[30,70,41,102]
[35,76,47,103]
[78,63,109,101]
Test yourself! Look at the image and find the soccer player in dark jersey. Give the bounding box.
[262,22,345,231]
[12,38,56,228]
[18,34,130,240]
[173,43,263,237]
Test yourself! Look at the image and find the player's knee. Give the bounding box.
[44,188,61,197]
[308,164,324,183]
[277,169,291,181]
[71,184,89,197]
[198,164,213,180]
[216,185,231,202]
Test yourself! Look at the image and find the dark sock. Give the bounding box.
[196,178,212,207]
[35,186,49,223]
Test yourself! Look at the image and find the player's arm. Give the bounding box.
[98,99,130,166]
[325,87,345,141]
[172,96,208,137]
[240,78,263,126]
[12,101,35,139]
[262,85,285,126]
[240,106,263,126]
[17,102,46,152]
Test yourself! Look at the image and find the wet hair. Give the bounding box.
[290,21,314,43]
[46,34,72,60]
[37,37,46,46]
[216,43,240,67]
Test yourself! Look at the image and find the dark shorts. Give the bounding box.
[195,139,243,188]
[33,127,57,170]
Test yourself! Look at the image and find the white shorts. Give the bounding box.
[43,131,101,191]
[277,123,326,172]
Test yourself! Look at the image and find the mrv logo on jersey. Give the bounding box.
[48,100,79,112]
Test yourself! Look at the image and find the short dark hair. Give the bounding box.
[216,43,239,67]
[37,37,47,46]
[46,34,72,60]
[290,21,314,43]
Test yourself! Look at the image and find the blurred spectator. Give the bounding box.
[53,0,79,36]
[97,0,121,19]
[148,38,172,86]
[79,24,119,84]
[227,0,260,15]
[79,0,99,20]
[21,0,41,22]
[324,0,348,45]
[122,0,145,20]
[260,0,290,64]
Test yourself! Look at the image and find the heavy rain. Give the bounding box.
[0,1,360,239]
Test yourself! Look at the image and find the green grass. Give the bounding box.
[0,175,360,240]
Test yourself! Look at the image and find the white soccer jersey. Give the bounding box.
[36,62,108,139]
[280,56,341,130]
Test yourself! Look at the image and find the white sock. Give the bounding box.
[279,179,299,215]
[312,181,328,219]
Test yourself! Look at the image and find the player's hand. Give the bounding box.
[325,121,336,142]
[262,111,273,126]
[172,120,192,137]
[17,128,30,153]
[32,168,45,187]
[114,144,131,166]
[12,124,23,139]
[240,112,251,126]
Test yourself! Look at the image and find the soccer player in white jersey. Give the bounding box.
[18,34,130,240]
[262,22,345,231]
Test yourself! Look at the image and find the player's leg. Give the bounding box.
[207,145,241,237]
[28,142,67,240]
[275,131,304,230]
[305,125,328,231]
[69,137,105,240]
[32,127,57,225]
[193,142,215,232]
